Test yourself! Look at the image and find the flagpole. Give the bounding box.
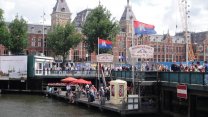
[132,18,141,109]
[131,17,135,95]
[42,11,45,56]
[98,37,99,55]
[98,37,100,89]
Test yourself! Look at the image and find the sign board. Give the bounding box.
[129,45,154,58]
[177,84,187,99]
[97,54,114,63]
[0,56,27,80]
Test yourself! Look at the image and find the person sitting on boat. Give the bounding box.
[75,84,81,98]
[91,85,97,98]
[105,86,110,101]
[85,84,90,98]
[68,91,75,103]
[88,87,95,102]
[66,83,71,96]
[99,87,105,98]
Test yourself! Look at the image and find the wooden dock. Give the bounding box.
[46,91,158,116]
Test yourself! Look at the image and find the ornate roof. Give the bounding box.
[52,0,70,13]
[27,24,51,34]
[119,0,136,22]
[73,9,92,28]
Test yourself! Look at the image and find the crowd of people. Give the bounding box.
[43,60,208,75]
[65,83,110,103]
[168,61,208,72]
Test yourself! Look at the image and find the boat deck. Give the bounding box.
[46,91,158,116]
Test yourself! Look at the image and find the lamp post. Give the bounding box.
[204,42,206,61]
[164,41,166,62]
[172,40,174,62]
[156,37,158,63]
[41,11,46,55]
[130,16,135,95]
[125,33,128,64]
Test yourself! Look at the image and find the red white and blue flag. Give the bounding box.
[98,39,112,49]
[134,20,156,35]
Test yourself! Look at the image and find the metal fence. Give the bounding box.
[34,70,111,78]
[159,72,208,85]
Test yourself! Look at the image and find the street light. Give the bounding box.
[41,11,46,56]
[204,42,206,61]
[156,36,158,63]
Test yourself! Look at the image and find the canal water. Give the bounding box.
[0,94,120,117]
[0,94,166,117]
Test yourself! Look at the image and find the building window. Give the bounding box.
[44,39,46,47]
[31,38,36,47]
[154,45,157,52]
[158,46,160,52]
[61,8,65,12]
[162,47,165,52]
[38,38,42,47]
[154,55,156,61]
[119,52,124,62]
[158,55,160,62]
[166,46,168,53]
[74,50,79,62]
[180,56,182,61]
[162,55,164,62]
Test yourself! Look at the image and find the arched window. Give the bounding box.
[61,8,65,12]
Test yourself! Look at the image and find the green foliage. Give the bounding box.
[0,9,3,22]
[8,15,28,54]
[47,22,82,63]
[82,5,120,54]
[0,9,10,47]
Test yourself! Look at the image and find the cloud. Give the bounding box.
[0,0,15,20]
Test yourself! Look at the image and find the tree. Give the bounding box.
[47,22,82,66]
[0,9,10,47]
[82,5,120,54]
[8,15,28,54]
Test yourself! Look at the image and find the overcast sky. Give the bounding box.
[0,0,208,35]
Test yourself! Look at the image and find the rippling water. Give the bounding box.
[0,94,120,117]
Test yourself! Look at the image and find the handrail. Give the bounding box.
[111,71,208,86]
[33,70,111,78]
[34,69,208,86]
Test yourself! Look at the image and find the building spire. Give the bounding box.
[52,0,70,13]
[99,0,101,6]
[51,0,71,27]
[127,0,129,6]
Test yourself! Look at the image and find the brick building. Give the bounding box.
[0,44,6,55]
[1,0,208,63]
[27,24,51,56]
